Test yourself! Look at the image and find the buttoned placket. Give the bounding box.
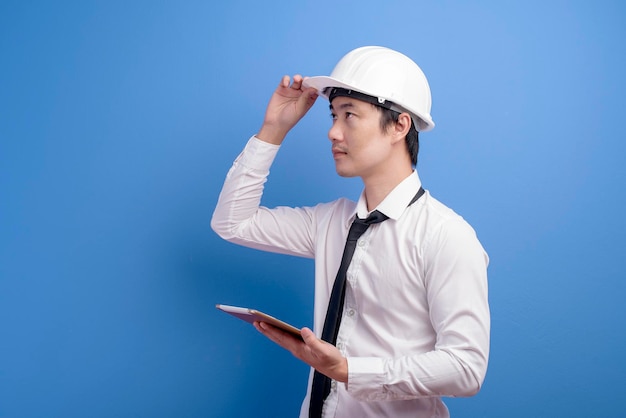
[332,228,373,394]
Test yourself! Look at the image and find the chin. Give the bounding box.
[335,168,357,178]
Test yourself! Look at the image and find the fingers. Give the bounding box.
[278,74,309,91]
[256,323,318,354]
[255,321,299,349]
[291,74,303,89]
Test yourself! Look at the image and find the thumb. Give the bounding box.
[300,327,318,344]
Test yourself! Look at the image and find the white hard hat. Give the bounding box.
[303,46,435,132]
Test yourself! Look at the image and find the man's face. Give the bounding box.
[328,96,394,180]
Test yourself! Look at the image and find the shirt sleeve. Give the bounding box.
[346,217,490,400]
[210,136,317,258]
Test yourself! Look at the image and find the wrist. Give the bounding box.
[333,357,349,383]
[256,124,288,145]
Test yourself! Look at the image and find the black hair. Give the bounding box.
[377,107,419,166]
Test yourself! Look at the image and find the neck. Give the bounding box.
[362,165,414,211]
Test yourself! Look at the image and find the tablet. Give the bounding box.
[216,304,303,340]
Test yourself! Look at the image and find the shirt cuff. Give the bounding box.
[235,136,280,172]
[346,357,386,401]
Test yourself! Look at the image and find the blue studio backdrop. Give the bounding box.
[1,1,625,417]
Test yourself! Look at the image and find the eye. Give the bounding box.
[345,112,354,119]
[330,113,337,120]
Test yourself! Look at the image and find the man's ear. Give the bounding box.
[392,113,412,143]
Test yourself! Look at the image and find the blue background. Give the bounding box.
[1,1,625,417]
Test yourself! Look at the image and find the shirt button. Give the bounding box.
[347,309,355,317]
[331,381,337,390]
[357,240,366,247]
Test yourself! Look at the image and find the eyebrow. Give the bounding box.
[329,102,356,111]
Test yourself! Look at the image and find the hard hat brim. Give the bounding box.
[303,76,356,100]
[303,76,435,132]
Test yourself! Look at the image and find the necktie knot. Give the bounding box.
[360,210,389,225]
[348,210,388,242]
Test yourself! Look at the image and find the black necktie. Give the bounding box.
[308,187,424,417]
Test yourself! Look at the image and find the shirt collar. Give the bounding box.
[351,171,423,224]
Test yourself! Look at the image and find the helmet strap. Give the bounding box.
[326,87,395,111]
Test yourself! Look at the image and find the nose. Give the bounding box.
[328,122,342,143]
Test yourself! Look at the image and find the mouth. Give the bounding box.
[332,148,347,159]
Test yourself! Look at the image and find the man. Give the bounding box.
[211,46,490,417]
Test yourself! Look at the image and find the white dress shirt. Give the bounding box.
[211,137,490,418]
